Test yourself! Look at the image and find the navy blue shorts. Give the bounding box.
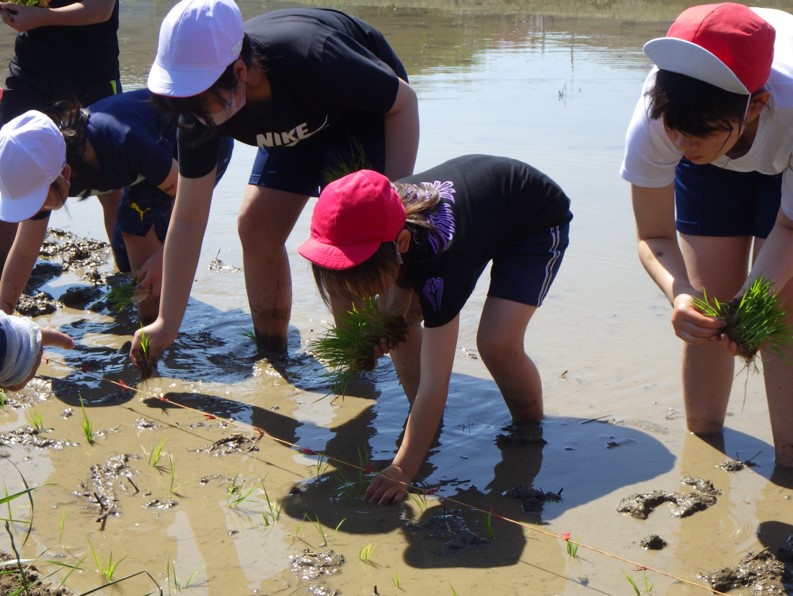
[111,136,234,272]
[248,118,386,197]
[488,212,572,307]
[675,159,781,238]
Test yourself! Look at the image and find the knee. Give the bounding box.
[477,333,523,371]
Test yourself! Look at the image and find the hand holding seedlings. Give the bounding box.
[130,321,171,380]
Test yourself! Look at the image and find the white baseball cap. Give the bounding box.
[147,0,244,98]
[0,110,66,223]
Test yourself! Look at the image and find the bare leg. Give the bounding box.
[123,228,162,326]
[237,185,308,356]
[679,234,751,434]
[97,190,122,243]
[477,296,542,422]
[754,238,793,467]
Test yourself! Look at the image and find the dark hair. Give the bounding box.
[312,241,401,306]
[150,34,254,141]
[648,69,752,136]
[45,98,98,198]
[311,181,445,303]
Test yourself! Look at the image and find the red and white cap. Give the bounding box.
[644,3,775,95]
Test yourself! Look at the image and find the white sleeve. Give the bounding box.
[620,70,683,188]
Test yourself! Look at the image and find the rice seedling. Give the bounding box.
[312,452,328,477]
[240,328,256,342]
[562,532,580,558]
[168,559,201,591]
[28,409,43,432]
[227,474,256,509]
[105,281,136,312]
[138,325,155,380]
[148,438,167,469]
[306,515,327,546]
[622,570,654,594]
[450,585,460,596]
[482,510,496,540]
[393,574,401,589]
[167,455,180,496]
[58,511,66,544]
[0,389,6,410]
[410,491,428,513]
[330,518,346,547]
[260,484,281,526]
[87,536,126,583]
[334,446,372,497]
[693,276,792,366]
[78,395,94,445]
[358,543,374,563]
[322,137,373,184]
[308,298,407,395]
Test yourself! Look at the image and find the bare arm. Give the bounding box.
[130,171,215,365]
[0,0,115,32]
[745,209,793,290]
[0,217,48,314]
[383,78,419,180]
[365,316,458,504]
[632,183,722,343]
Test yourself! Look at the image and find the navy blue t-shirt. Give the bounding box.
[178,8,405,178]
[68,88,177,198]
[399,155,572,327]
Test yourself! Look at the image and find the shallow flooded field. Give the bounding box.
[1,0,793,594]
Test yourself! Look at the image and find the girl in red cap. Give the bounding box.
[621,3,793,466]
[298,154,572,503]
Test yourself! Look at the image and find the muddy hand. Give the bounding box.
[364,464,410,504]
[130,320,170,375]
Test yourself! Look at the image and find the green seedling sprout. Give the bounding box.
[58,510,66,544]
[306,515,327,547]
[622,570,654,594]
[565,538,580,558]
[105,282,135,312]
[693,276,792,367]
[78,395,93,445]
[167,455,179,496]
[260,484,281,526]
[483,510,496,540]
[0,389,6,410]
[168,559,202,591]
[226,474,256,509]
[358,543,374,563]
[28,409,44,432]
[87,536,126,583]
[148,438,167,469]
[240,328,256,342]
[308,297,407,395]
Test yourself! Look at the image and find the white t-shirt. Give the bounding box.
[620,8,793,218]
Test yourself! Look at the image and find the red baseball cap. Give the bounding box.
[644,3,775,94]
[298,170,406,270]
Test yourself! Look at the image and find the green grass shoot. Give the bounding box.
[28,409,43,432]
[168,559,201,591]
[306,515,327,547]
[260,484,281,526]
[240,328,256,342]
[105,282,136,312]
[87,536,126,583]
[168,455,179,496]
[58,510,66,543]
[148,438,167,468]
[322,137,373,184]
[308,297,407,395]
[693,276,791,366]
[622,570,654,594]
[483,510,496,540]
[565,537,580,558]
[227,474,256,509]
[139,325,150,359]
[0,389,5,410]
[78,395,93,445]
[358,543,374,563]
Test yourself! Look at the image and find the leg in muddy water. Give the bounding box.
[761,279,793,468]
[238,185,308,357]
[477,297,542,422]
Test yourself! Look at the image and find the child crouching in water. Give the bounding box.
[298,154,572,504]
[0,312,74,390]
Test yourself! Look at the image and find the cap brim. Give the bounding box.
[147,59,227,98]
[297,236,380,271]
[0,185,48,223]
[644,37,749,95]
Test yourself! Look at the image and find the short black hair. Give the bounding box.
[648,69,750,136]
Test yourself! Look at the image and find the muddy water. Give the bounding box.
[2,1,793,594]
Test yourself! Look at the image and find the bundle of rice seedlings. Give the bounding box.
[693,276,792,366]
[309,297,407,394]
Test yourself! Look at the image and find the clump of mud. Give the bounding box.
[503,485,563,514]
[40,228,109,273]
[0,426,77,450]
[640,534,667,550]
[0,551,73,595]
[289,549,344,596]
[699,548,793,594]
[193,433,260,456]
[616,476,719,519]
[16,291,57,317]
[74,454,139,527]
[403,508,489,556]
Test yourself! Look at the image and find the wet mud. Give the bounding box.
[616,476,720,519]
[700,548,793,594]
